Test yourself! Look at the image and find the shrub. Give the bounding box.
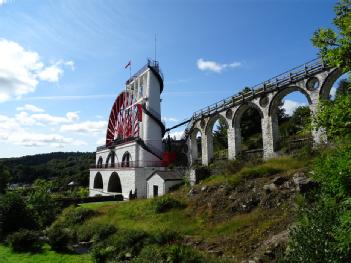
[152,229,182,244]
[6,229,43,252]
[77,223,117,243]
[151,196,185,213]
[60,206,96,227]
[0,191,35,238]
[47,224,73,251]
[27,186,59,228]
[132,244,207,263]
[91,229,149,263]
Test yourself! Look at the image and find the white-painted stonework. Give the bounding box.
[89,60,169,199]
[146,171,182,198]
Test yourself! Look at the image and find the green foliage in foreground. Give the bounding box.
[0,244,91,263]
[0,192,35,238]
[285,141,351,262]
[314,94,351,139]
[6,229,43,253]
[151,196,185,213]
[312,0,351,73]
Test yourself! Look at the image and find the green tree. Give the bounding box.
[0,163,11,194]
[213,118,228,152]
[335,78,351,98]
[27,179,59,228]
[311,0,351,74]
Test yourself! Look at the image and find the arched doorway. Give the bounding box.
[107,172,122,193]
[93,172,103,189]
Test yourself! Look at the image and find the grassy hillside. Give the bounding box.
[76,156,309,262]
[0,155,311,262]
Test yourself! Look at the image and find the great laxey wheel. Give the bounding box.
[106,91,142,146]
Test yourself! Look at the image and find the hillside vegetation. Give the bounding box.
[0,152,94,187]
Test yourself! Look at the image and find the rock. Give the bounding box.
[293,172,317,193]
[272,176,288,186]
[263,183,277,193]
[201,186,207,192]
[187,188,197,196]
[125,252,132,258]
[229,193,236,200]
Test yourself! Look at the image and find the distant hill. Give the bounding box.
[0,152,95,187]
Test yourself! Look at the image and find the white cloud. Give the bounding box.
[0,39,74,102]
[37,64,63,82]
[282,99,307,116]
[29,111,80,125]
[164,131,184,140]
[96,137,106,146]
[0,113,86,148]
[197,58,241,73]
[16,104,45,113]
[162,116,178,123]
[60,121,107,134]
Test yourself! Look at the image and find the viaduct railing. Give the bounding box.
[181,58,326,137]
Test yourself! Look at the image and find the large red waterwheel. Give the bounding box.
[106,91,142,146]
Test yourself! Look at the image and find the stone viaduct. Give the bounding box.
[184,58,342,166]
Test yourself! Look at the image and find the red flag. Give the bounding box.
[124,60,131,69]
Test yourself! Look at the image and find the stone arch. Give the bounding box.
[190,127,202,164]
[319,68,344,100]
[107,172,122,193]
[233,102,263,128]
[122,151,131,167]
[268,86,312,117]
[232,102,264,156]
[97,156,103,168]
[93,172,103,189]
[204,114,230,162]
[105,151,117,168]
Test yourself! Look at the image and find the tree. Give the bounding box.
[213,118,228,152]
[335,78,351,98]
[0,163,11,194]
[312,0,351,75]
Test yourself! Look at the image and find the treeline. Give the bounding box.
[0,152,95,187]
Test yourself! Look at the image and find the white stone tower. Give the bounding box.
[89,59,166,199]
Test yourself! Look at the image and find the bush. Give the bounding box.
[6,229,43,252]
[0,191,35,238]
[60,206,96,227]
[132,244,207,263]
[91,229,149,263]
[151,196,185,213]
[47,224,73,251]
[27,186,59,228]
[152,229,182,245]
[77,223,117,243]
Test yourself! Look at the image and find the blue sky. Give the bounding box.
[0,0,338,157]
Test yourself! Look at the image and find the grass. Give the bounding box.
[0,244,91,263]
[203,156,307,186]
